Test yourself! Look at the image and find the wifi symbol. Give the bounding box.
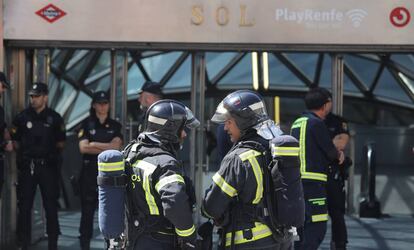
[346,9,368,27]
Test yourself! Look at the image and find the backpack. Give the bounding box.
[264,135,305,229]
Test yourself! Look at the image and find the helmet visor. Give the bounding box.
[253,119,283,140]
[211,101,229,124]
[185,106,200,129]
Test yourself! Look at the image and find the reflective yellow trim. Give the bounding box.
[309,197,326,206]
[312,214,328,222]
[301,172,327,182]
[272,146,300,156]
[175,225,196,237]
[239,150,263,204]
[155,174,185,193]
[298,118,307,175]
[225,222,272,247]
[238,150,261,161]
[134,160,159,215]
[98,161,125,172]
[291,117,308,129]
[213,173,237,197]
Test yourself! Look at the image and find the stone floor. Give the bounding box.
[23,212,414,249]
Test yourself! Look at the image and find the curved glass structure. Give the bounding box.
[47,50,414,132]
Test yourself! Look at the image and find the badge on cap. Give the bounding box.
[33,84,38,89]
[27,121,33,129]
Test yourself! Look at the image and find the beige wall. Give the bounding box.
[3,0,414,45]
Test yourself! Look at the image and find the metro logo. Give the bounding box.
[35,4,67,23]
[390,7,410,28]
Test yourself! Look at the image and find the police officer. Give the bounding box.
[202,90,293,250]
[12,82,66,250]
[136,81,163,134]
[78,91,123,250]
[290,87,344,250]
[0,72,13,198]
[124,99,199,250]
[325,113,351,250]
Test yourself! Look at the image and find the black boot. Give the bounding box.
[48,236,58,250]
[80,237,90,250]
[331,241,347,250]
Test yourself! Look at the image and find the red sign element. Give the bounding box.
[36,4,67,23]
[390,7,410,28]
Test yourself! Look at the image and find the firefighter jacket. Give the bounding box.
[202,131,275,248]
[126,140,196,242]
[290,111,339,183]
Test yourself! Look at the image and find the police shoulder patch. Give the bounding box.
[78,129,84,138]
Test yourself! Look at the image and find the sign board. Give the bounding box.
[3,0,414,45]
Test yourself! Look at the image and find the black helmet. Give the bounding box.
[144,100,200,143]
[211,90,268,131]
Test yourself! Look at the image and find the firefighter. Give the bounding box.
[124,99,199,250]
[202,90,293,250]
[325,112,351,250]
[291,87,344,250]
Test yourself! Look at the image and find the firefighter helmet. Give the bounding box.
[211,90,268,131]
[144,100,199,143]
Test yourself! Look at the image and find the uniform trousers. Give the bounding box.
[79,160,99,244]
[294,182,328,250]
[16,159,60,249]
[0,157,4,198]
[327,173,347,249]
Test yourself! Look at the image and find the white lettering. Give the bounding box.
[275,8,347,24]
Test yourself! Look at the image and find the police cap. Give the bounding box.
[138,81,163,96]
[92,91,110,103]
[29,82,49,96]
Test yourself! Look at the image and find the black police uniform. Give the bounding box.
[203,131,290,250]
[12,106,66,249]
[291,111,339,250]
[325,113,350,249]
[78,115,122,245]
[0,105,6,196]
[0,72,10,197]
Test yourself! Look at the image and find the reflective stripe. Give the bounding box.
[239,150,263,204]
[155,174,185,193]
[225,222,272,247]
[133,160,159,215]
[291,117,308,129]
[212,173,237,197]
[296,117,327,182]
[175,224,196,237]
[309,197,326,206]
[312,214,328,222]
[301,172,327,182]
[148,115,167,125]
[272,146,300,156]
[98,160,124,172]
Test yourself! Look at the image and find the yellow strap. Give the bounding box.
[312,214,328,222]
[301,172,327,182]
[134,160,159,215]
[239,149,263,204]
[212,173,237,197]
[155,174,185,193]
[272,146,300,156]
[175,224,196,237]
[98,160,124,172]
[225,222,272,247]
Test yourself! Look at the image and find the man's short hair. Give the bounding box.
[304,87,332,110]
